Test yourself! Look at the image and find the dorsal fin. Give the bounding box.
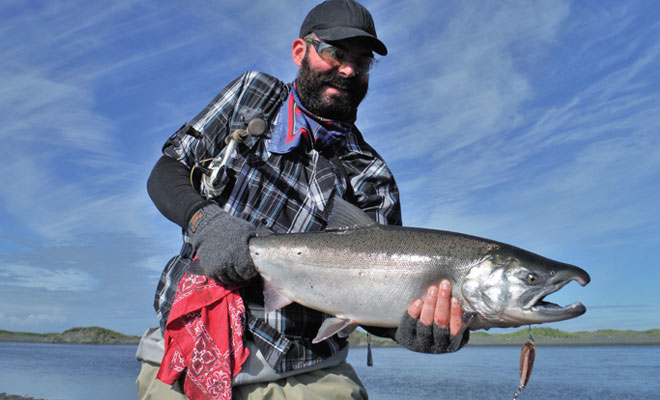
[326,195,377,230]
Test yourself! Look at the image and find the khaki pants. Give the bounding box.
[136,360,368,400]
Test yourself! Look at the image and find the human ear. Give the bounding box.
[292,38,306,67]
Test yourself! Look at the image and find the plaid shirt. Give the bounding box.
[154,71,401,373]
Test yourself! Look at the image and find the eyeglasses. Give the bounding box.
[304,37,378,74]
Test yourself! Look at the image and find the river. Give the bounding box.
[0,342,658,399]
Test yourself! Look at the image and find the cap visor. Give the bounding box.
[314,26,388,55]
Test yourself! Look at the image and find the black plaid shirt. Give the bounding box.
[154,71,401,373]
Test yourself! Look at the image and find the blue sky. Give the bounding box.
[1,1,658,336]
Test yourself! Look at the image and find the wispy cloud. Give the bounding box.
[0,71,115,154]
[0,231,175,333]
[0,264,95,291]
[363,1,570,158]
[358,2,660,254]
[0,312,67,330]
[0,0,658,334]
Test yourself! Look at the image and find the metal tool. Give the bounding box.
[205,117,267,188]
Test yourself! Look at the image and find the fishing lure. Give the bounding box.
[513,327,536,399]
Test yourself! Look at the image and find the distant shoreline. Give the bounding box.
[0,327,140,345]
[348,327,660,348]
[0,394,44,400]
[466,336,660,347]
[2,326,659,347]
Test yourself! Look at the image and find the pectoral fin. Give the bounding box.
[312,317,358,344]
[337,323,359,338]
[263,280,294,312]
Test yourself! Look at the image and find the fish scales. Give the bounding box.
[249,195,588,348]
[252,224,502,327]
[250,218,589,334]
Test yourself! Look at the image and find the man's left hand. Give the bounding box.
[394,279,470,353]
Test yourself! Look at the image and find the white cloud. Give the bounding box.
[0,264,96,292]
[0,71,115,153]
[0,153,155,242]
[359,2,660,255]
[363,0,570,160]
[0,307,69,331]
[0,0,658,335]
[8,313,68,328]
[0,1,303,244]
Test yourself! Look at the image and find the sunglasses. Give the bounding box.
[304,37,378,74]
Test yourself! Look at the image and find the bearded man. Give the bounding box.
[137,1,469,398]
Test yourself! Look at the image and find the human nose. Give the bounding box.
[337,61,357,78]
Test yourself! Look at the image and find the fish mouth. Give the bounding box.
[529,299,586,317]
[521,272,589,320]
[524,280,572,311]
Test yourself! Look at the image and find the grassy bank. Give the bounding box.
[2,326,659,347]
[0,327,140,345]
[0,394,44,400]
[347,327,660,347]
[468,327,660,346]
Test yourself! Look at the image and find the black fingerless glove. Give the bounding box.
[188,204,257,286]
[394,313,470,354]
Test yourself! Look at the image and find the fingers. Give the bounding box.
[407,299,423,319]
[419,286,438,325]
[434,280,451,328]
[408,279,464,336]
[450,297,463,336]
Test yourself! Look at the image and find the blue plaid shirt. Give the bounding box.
[154,71,401,373]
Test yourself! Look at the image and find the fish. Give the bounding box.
[249,197,590,343]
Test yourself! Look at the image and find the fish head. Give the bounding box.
[461,247,590,329]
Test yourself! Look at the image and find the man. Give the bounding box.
[137,1,469,398]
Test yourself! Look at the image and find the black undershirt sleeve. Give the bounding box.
[146,155,212,229]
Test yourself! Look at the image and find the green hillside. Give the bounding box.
[0,327,140,344]
[468,327,660,346]
[1,326,659,346]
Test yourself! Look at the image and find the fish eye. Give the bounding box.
[526,273,538,284]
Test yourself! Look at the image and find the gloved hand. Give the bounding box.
[395,313,470,353]
[187,203,257,286]
[394,280,472,353]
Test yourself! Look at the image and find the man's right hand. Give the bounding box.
[187,204,257,286]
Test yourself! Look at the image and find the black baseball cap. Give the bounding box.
[299,0,388,56]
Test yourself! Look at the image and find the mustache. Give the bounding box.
[318,71,363,91]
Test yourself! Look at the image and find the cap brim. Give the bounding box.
[314,26,388,56]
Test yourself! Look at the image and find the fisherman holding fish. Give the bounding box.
[136,1,470,398]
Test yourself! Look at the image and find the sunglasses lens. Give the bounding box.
[318,47,339,64]
[309,38,376,73]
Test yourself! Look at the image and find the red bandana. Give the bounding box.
[157,267,249,399]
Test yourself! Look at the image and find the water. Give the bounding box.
[0,342,140,399]
[1,342,658,399]
[349,346,660,400]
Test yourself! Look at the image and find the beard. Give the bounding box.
[295,56,369,121]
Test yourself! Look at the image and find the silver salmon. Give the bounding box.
[249,197,590,343]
